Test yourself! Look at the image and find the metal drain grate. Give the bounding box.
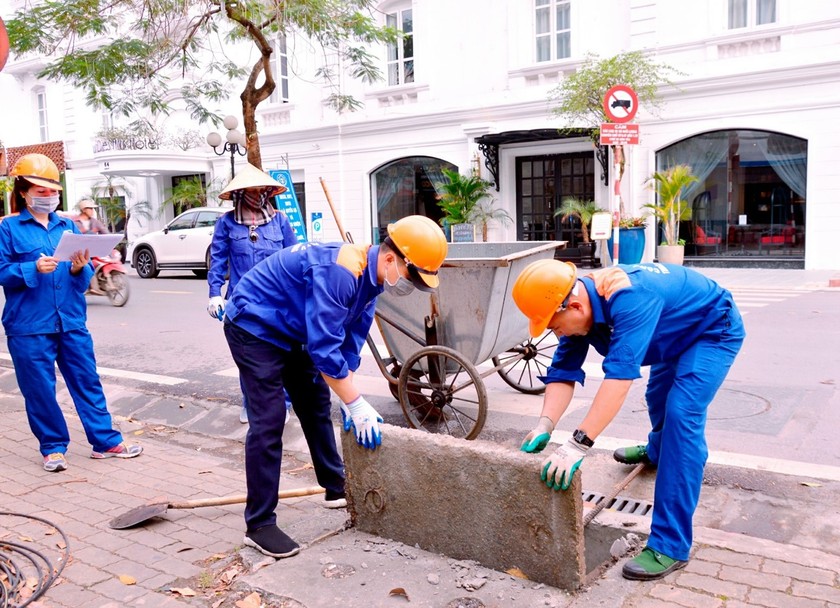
[582,491,653,517]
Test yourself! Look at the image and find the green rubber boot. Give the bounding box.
[622,547,687,580]
[612,444,653,466]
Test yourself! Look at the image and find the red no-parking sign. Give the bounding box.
[603,84,638,123]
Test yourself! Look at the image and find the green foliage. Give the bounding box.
[643,164,698,246]
[6,0,398,163]
[468,199,513,242]
[554,197,604,243]
[435,169,493,226]
[164,177,208,217]
[618,215,648,229]
[548,51,682,143]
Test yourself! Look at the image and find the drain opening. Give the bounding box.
[582,491,653,517]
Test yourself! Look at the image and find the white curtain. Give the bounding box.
[657,132,729,201]
[755,134,807,199]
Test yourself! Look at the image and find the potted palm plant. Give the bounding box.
[555,197,604,268]
[468,198,513,242]
[643,164,698,265]
[436,168,493,242]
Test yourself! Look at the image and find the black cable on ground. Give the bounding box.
[0,512,71,608]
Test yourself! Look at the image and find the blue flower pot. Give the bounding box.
[606,227,646,264]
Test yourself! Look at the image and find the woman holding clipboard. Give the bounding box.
[0,154,142,472]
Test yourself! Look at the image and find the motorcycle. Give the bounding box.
[86,249,130,307]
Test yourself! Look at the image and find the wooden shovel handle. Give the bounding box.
[167,486,325,510]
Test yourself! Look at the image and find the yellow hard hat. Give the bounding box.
[512,259,577,337]
[386,215,448,292]
[10,153,63,190]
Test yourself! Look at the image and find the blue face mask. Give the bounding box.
[384,261,415,297]
[28,195,61,214]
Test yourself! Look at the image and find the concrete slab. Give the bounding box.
[341,424,586,591]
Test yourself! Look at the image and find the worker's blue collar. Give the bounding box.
[367,244,383,290]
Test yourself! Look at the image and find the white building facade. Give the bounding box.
[2,0,838,269]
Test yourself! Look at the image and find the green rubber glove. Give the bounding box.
[520,416,555,453]
[540,438,589,491]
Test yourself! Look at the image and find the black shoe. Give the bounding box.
[622,547,687,581]
[243,525,300,559]
[613,444,653,466]
[324,488,347,509]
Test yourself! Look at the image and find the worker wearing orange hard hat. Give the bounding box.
[0,154,143,474]
[511,260,744,581]
[221,215,447,560]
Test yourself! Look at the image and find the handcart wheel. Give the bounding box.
[397,345,487,440]
[491,331,557,395]
[387,364,426,407]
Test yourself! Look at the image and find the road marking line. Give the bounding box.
[0,353,188,385]
[96,367,188,385]
[214,367,240,378]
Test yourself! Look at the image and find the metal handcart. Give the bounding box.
[366,241,564,440]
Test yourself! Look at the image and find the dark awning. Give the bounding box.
[474,128,605,190]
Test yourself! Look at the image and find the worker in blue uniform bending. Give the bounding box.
[511,260,744,581]
[206,164,298,425]
[223,215,447,559]
[0,154,143,473]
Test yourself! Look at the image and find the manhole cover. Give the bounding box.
[707,388,771,420]
[321,563,355,579]
[445,599,486,608]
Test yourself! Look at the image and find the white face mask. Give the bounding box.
[28,194,61,214]
[384,260,415,297]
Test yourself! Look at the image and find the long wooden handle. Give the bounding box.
[167,486,325,510]
[319,177,352,243]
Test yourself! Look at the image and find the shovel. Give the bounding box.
[109,486,325,529]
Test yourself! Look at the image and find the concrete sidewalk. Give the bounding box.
[1,367,839,607]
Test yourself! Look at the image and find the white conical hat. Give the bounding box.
[218,163,287,200]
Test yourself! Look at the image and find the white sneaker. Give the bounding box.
[240,406,248,424]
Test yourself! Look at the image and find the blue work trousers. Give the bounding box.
[643,304,746,561]
[8,329,123,455]
[224,321,345,532]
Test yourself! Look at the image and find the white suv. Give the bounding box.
[130,207,227,278]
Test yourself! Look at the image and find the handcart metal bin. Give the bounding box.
[369,241,565,440]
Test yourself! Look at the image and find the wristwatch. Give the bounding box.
[572,429,594,448]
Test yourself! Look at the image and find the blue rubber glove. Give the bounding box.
[338,400,353,432]
[345,395,383,450]
[207,296,225,321]
[520,416,555,453]
[540,438,589,491]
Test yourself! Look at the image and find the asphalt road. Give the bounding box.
[2,266,839,474]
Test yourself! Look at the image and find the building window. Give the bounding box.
[728,0,776,29]
[535,0,571,62]
[269,35,289,104]
[372,156,455,242]
[386,8,414,86]
[36,88,49,142]
[657,129,805,259]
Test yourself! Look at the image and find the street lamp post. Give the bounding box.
[206,115,248,177]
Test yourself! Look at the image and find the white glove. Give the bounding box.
[540,438,589,491]
[344,395,383,449]
[520,416,555,453]
[208,296,225,321]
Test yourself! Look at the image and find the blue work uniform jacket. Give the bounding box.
[541,263,737,385]
[207,211,298,298]
[225,242,384,380]
[0,209,94,336]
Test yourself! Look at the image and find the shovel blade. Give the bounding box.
[108,502,169,529]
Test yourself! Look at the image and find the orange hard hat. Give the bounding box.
[10,153,63,191]
[386,215,448,291]
[512,259,577,337]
